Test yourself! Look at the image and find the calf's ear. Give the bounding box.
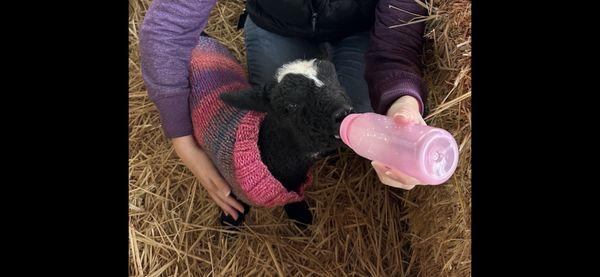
[220,86,271,112]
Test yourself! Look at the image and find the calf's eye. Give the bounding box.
[284,103,300,113]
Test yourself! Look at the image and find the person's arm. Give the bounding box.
[140,1,245,218]
[139,0,216,138]
[365,0,429,190]
[173,136,245,219]
[365,0,428,115]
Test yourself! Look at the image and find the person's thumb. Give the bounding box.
[392,109,417,125]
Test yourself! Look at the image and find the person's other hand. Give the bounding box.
[172,135,245,219]
[371,95,427,190]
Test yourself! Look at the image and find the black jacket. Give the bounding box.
[246,0,378,42]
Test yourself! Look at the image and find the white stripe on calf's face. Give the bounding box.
[275,59,324,87]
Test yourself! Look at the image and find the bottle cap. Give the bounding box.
[418,130,459,184]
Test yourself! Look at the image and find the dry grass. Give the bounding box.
[129,0,471,276]
[405,1,471,276]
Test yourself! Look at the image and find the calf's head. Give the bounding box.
[221,59,354,156]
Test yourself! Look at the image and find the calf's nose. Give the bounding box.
[332,106,354,123]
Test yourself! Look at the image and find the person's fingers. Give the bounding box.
[372,161,421,190]
[384,170,411,184]
[384,171,417,189]
[388,102,427,126]
[393,108,424,126]
[385,169,421,186]
[209,192,239,220]
[392,111,413,125]
[380,170,415,190]
[208,176,245,214]
[176,142,243,220]
[197,177,220,201]
[208,172,229,192]
[372,161,409,188]
[372,161,396,178]
[371,161,389,173]
[223,194,245,214]
[205,181,238,219]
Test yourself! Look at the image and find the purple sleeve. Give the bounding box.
[364,0,428,115]
[139,0,216,138]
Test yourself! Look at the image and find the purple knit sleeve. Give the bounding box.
[139,0,216,138]
[365,0,428,115]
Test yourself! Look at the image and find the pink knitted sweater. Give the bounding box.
[189,37,312,207]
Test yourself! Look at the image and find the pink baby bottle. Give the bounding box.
[339,113,459,185]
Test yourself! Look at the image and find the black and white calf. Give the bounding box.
[220,58,354,227]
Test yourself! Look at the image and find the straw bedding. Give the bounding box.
[129,0,471,276]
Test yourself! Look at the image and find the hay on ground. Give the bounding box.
[129,0,471,276]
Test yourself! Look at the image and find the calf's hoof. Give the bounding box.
[284,200,313,229]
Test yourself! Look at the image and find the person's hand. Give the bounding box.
[371,95,427,190]
[172,135,245,220]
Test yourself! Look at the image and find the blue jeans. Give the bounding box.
[244,18,374,113]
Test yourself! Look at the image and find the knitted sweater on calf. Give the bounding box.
[189,37,311,207]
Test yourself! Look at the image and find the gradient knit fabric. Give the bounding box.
[189,37,312,207]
